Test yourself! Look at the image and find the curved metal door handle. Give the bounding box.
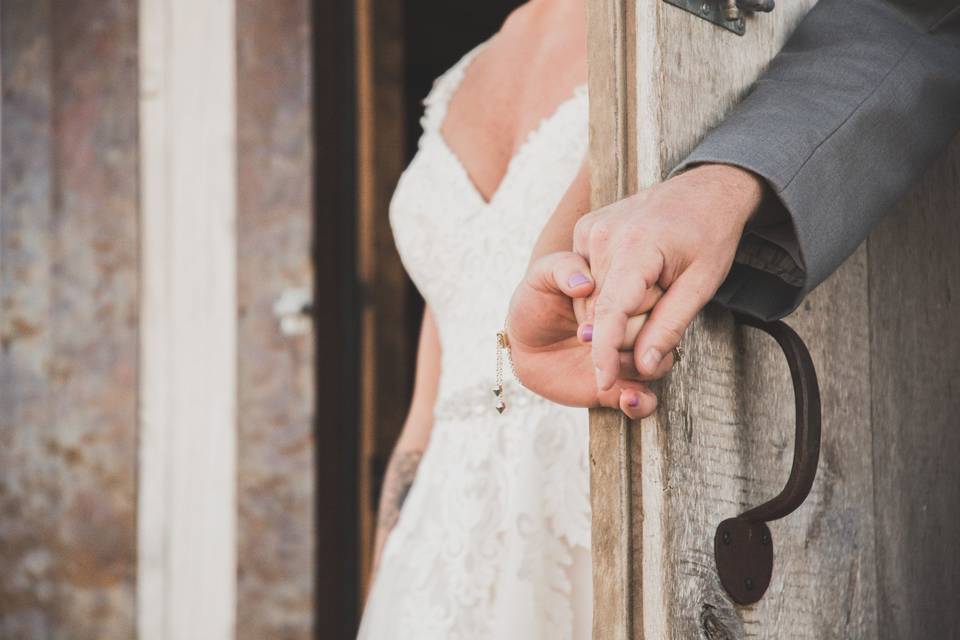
[713,313,822,605]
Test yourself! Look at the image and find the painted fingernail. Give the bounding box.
[580,324,593,342]
[641,348,663,372]
[568,272,591,287]
[628,395,639,408]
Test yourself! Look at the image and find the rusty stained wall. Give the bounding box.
[236,1,316,638]
[0,0,139,638]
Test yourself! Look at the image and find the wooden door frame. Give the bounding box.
[585,1,639,636]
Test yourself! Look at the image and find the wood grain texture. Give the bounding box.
[589,1,881,637]
[0,1,139,636]
[868,135,960,640]
[586,0,637,637]
[640,2,880,636]
[641,2,879,637]
[235,2,316,638]
[653,261,877,639]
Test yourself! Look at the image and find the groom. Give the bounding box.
[507,0,960,418]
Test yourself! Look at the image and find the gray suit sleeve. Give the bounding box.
[673,0,960,320]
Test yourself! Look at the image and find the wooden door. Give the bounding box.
[586,2,960,638]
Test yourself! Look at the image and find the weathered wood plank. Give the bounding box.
[586,0,638,637]
[654,254,877,639]
[137,0,238,637]
[235,2,316,638]
[637,3,878,637]
[589,1,880,637]
[869,135,960,640]
[0,0,139,636]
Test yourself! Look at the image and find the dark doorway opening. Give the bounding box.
[403,2,522,160]
[313,0,360,637]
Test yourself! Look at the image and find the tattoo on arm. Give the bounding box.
[377,449,423,533]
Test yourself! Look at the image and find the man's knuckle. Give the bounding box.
[573,219,591,248]
[593,296,614,319]
[621,223,649,246]
[590,220,612,246]
[595,291,624,317]
[661,323,685,346]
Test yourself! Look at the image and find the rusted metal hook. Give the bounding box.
[714,314,821,605]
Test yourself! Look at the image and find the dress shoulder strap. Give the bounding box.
[420,42,488,135]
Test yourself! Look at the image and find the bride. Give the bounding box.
[357,0,762,637]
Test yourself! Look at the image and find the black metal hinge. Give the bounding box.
[663,0,775,36]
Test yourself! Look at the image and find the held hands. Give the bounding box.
[506,164,764,419]
[505,251,669,417]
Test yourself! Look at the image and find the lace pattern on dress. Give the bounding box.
[358,42,592,640]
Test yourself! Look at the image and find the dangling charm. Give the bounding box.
[494,328,523,414]
[493,383,506,413]
[495,330,508,414]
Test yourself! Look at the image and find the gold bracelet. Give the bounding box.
[494,328,520,414]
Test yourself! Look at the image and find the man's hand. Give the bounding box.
[574,164,764,392]
[505,251,672,419]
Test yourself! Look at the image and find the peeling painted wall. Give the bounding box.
[0,1,139,637]
[0,0,320,635]
[236,1,316,638]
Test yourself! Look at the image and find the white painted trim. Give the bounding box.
[138,0,237,638]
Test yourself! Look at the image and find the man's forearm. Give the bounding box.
[675,0,960,320]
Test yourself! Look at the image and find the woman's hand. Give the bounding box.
[505,251,672,419]
[574,164,764,392]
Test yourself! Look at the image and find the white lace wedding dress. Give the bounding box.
[358,44,592,640]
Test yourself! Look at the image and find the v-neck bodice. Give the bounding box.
[390,43,589,405]
[420,43,587,210]
[432,44,587,207]
[365,41,593,640]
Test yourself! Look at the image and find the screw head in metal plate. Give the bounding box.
[714,518,774,605]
